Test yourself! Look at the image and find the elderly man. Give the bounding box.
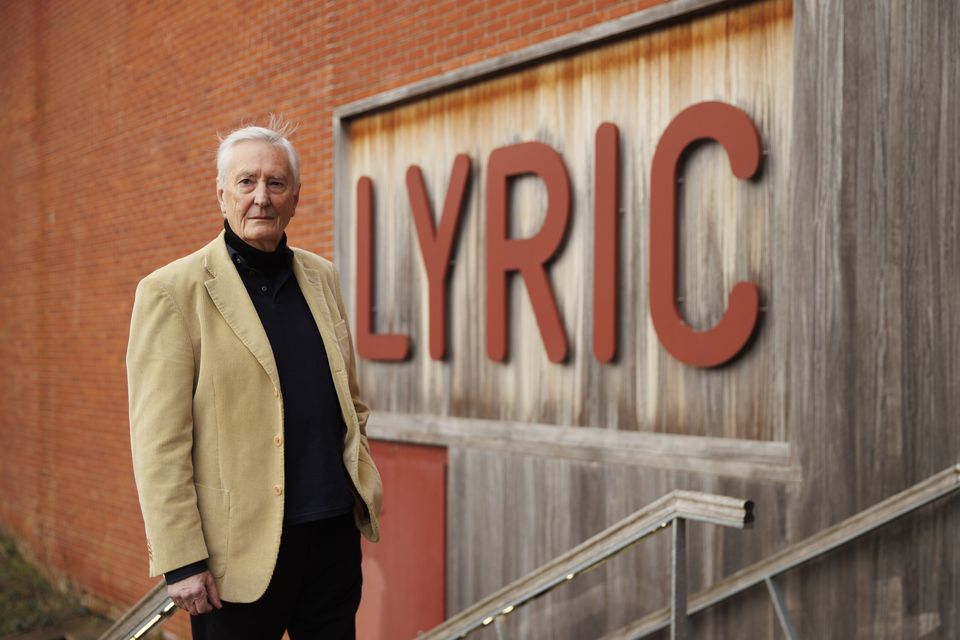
[126,121,382,639]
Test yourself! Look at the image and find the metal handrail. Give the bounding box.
[418,490,754,640]
[98,490,752,640]
[601,463,960,639]
[100,464,959,639]
[98,580,173,640]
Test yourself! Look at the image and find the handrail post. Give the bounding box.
[764,576,798,640]
[671,517,688,640]
[493,615,509,640]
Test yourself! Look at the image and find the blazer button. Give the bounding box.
[273,485,283,496]
[273,435,283,447]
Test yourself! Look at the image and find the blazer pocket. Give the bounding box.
[195,483,230,578]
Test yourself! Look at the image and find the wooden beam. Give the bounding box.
[368,412,800,482]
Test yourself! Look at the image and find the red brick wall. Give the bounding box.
[0,0,666,634]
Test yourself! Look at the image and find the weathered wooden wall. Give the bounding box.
[335,0,960,637]
[780,0,960,637]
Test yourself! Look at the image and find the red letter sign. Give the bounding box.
[593,122,620,363]
[406,155,471,360]
[356,176,411,361]
[486,142,571,363]
[649,102,762,367]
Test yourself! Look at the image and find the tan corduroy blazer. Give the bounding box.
[126,230,382,603]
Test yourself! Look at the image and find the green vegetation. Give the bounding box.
[0,529,87,636]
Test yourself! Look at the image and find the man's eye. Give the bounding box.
[238,178,253,185]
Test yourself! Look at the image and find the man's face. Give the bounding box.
[218,140,299,252]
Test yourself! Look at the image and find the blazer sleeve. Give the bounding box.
[126,276,209,576]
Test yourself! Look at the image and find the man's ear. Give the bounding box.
[217,180,226,216]
[292,185,300,213]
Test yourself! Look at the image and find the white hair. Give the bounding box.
[216,116,300,187]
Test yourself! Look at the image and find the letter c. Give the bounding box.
[649,101,762,368]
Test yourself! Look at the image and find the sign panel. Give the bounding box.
[337,0,792,440]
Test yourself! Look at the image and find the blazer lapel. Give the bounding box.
[202,231,282,391]
[291,250,346,375]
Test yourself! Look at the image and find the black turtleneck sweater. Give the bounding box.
[164,221,355,585]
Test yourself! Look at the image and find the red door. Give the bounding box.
[357,441,447,639]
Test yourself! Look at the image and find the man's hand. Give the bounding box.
[167,570,223,616]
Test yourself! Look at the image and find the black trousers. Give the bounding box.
[191,513,363,640]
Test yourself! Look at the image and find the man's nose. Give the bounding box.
[253,182,270,207]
